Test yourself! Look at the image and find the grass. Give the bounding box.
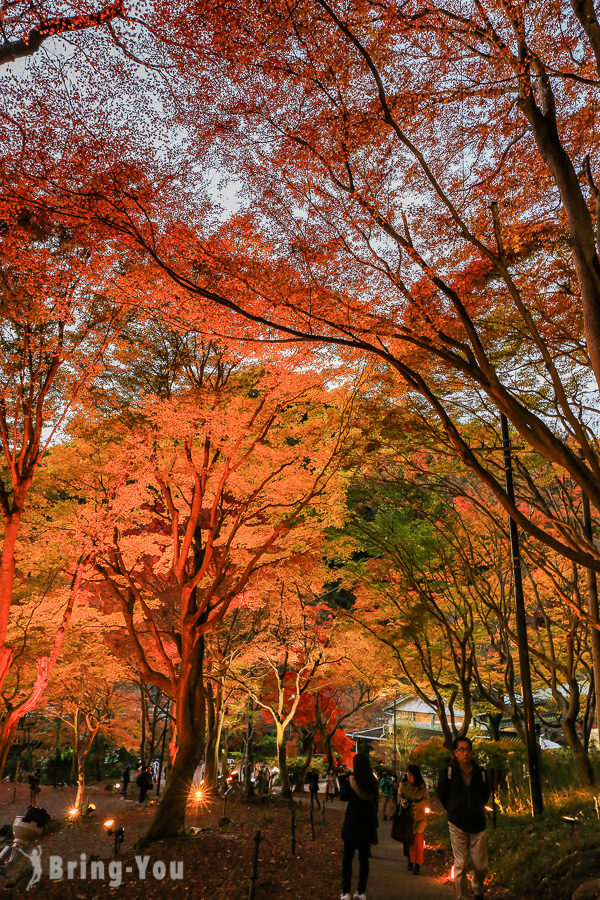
[427,788,600,900]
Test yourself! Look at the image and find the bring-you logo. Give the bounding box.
[21,851,184,888]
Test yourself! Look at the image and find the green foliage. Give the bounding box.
[254,735,278,760]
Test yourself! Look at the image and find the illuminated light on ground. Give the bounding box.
[485,806,493,812]
[104,819,115,829]
[425,807,430,814]
[68,808,79,816]
[195,791,203,801]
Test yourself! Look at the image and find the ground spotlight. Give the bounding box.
[85,804,96,816]
[103,819,124,854]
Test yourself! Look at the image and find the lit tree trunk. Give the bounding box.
[276,723,291,798]
[0,559,84,777]
[145,639,206,841]
[0,515,22,664]
[73,717,100,810]
[204,681,224,791]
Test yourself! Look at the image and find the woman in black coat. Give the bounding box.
[339,754,379,900]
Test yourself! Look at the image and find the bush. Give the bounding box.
[409,737,449,781]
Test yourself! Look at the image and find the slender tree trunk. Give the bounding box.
[95,732,105,782]
[294,734,315,793]
[245,705,255,799]
[221,731,230,779]
[140,681,147,767]
[204,685,219,790]
[53,718,62,787]
[71,710,80,784]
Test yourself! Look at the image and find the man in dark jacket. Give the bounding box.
[436,736,490,900]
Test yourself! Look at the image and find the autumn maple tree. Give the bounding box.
[72,341,353,837]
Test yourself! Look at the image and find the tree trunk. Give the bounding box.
[276,724,291,798]
[145,639,206,842]
[71,709,80,784]
[0,714,19,778]
[145,720,204,841]
[0,513,24,659]
[95,732,105,782]
[294,733,315,793]
[221,731,230,779]
[204,685,220,790]
[74,723,100,810]
[244,699,255,798]
[562,714,595,785]
[140,681,147,767]
[488,713,503,742]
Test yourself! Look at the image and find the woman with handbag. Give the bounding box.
[398,764,428,874]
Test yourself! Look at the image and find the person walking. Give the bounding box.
[339,754,379,900]
[309,769,321,810]
[325,769,337,802]
[379,771,394,820]
[436,736,490,900]
[121,764,131,797]
[399,764,428,874]
[136,766,154,803]
[28,768,41,807]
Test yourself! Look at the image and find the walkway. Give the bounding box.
[366,820,454,900]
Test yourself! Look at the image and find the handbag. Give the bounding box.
[390,804,414,844]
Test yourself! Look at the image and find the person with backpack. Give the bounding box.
[339,754,379,900]
[398,764,428,874]
[379,771,394,820]
[436,736,490,900]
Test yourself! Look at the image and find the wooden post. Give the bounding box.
[248,829,261,900]
[310,807,315,840]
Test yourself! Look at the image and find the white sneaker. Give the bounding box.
[340,894,351,900]
[353,894,367,900]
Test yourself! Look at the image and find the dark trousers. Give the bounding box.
[310,789,320,809]
[342,840,370,894]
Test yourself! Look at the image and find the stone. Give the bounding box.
[573,880,600,900]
